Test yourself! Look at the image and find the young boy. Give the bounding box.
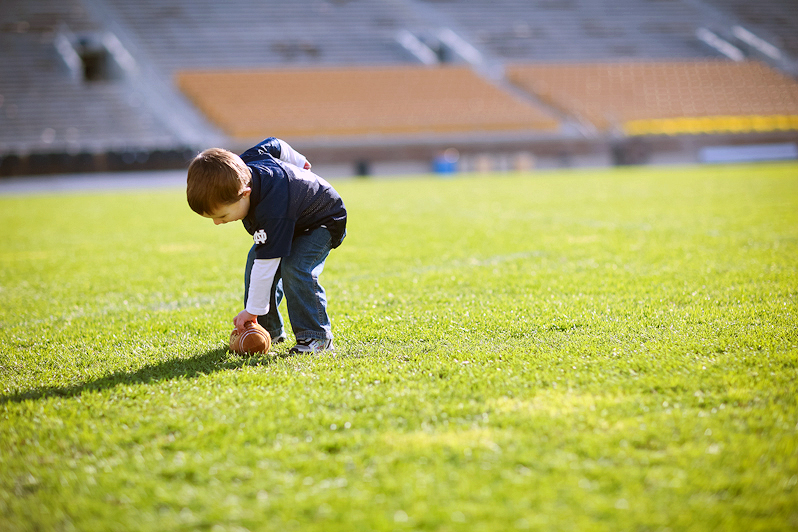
[186,138,346,354]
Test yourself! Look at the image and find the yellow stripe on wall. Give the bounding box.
[624,115,798,136]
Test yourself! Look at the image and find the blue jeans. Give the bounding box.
[244,226,334,341]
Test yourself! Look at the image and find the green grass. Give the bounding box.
[1,162,797,531]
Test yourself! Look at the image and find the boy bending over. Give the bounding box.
[187,138,346,354]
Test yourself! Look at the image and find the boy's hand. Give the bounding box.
[234,310,258,332]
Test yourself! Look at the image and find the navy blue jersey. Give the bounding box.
[240,138,346,260]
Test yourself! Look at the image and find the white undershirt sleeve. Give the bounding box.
[277,139,308,168]
[245,258,281,316]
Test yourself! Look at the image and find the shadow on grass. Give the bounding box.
[0,347,283,405]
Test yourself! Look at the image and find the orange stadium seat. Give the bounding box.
[175,65,560,140]
[506,61,798,135]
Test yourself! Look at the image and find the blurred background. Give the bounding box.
[1,0,797,178]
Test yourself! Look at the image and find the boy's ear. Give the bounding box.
[242,187,252,198]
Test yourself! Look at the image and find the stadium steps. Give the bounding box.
[0,0,183,157]
[700,0,798,69]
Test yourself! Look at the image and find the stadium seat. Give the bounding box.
[507,61,798,135]
[176,65,560,139]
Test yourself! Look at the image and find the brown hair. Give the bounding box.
[186,148,251,215]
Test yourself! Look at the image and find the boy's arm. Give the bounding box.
[234,257,281,331]
[277,139,312,170]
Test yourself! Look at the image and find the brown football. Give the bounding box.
[229,322,271,355]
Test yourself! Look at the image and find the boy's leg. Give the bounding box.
[282,227,333,342]
[244,244,285,339]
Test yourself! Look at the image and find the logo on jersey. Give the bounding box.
[253,230,267,245]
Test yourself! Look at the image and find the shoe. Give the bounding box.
[272,333,287,345]
[289,338,334,354]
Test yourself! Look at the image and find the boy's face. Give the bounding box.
[202,188,251,225]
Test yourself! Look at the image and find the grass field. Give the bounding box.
[1,163,797,531]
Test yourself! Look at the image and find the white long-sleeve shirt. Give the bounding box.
[246,257,280,315]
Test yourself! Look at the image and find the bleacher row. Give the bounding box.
[98,0,795,70]
[98,0,429,71]
[411,0,710,62]
[1,32,178,154]
[506,61,798,135]
[175,61,798,142]
[175,66,560,140]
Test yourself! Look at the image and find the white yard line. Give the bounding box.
[0,170,187,196]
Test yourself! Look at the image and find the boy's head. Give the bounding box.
[187,148,252,224]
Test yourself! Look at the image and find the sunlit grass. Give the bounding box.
[1,163,797,531]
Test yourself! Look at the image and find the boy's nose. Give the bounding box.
[214,219,224,225]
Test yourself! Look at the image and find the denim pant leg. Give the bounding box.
[244,245,285,339]
[282,227,333,341]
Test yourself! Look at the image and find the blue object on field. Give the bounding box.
[433,148,460,174]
